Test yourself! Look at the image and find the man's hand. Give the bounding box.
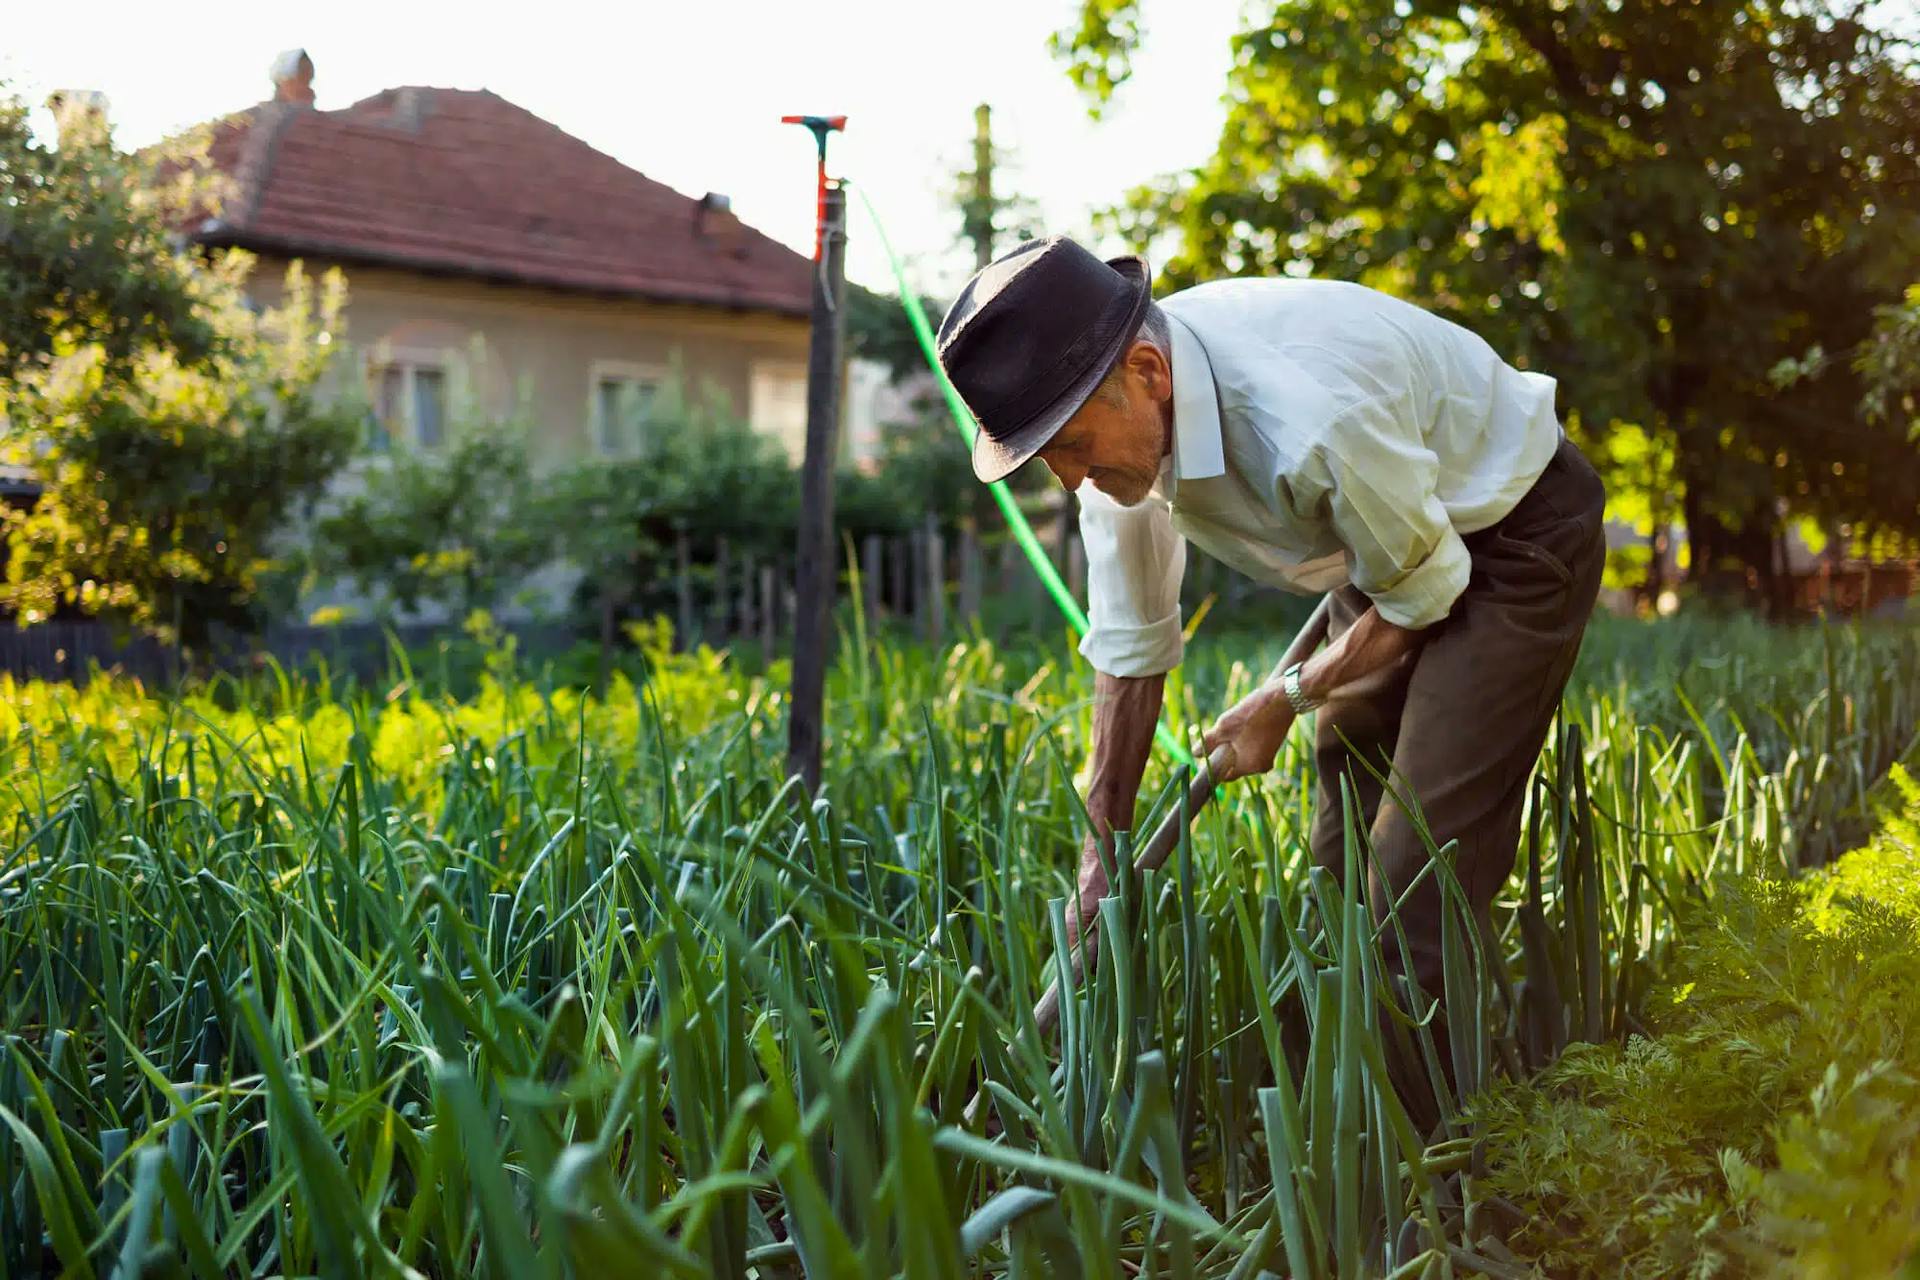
[1067,831,1110,956]
[1069,671,1165,955]
[1202,682,1298,781]
[1200,602,1428,782]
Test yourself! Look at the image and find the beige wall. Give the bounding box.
[245,253,813,467]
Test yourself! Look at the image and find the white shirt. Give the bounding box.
[1078,277,1563,678]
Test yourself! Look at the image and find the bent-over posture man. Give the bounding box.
[936,235,1605,1018]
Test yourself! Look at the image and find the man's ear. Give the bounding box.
[1125,339,1172,400]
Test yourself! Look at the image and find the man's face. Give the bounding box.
[1033,340,1171,507]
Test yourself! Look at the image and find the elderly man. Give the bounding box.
[936,235,1605,1007]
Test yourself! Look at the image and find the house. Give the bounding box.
[189,50,819,465]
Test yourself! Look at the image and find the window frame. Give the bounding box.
[587,359,671,459]
[748,357,811,463]
[363,346,452,450]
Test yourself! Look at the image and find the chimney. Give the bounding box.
[390,86,431,131]
[695,192,748,257]
[44,90,108,148]
[270,49,316,106]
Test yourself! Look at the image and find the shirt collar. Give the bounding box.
[1166,310,1226,481]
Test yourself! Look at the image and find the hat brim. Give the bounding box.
[969,255,1151,485]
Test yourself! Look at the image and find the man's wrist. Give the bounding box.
[1281,662,1322,714]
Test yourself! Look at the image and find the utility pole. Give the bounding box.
[970,103,995,270]
[781,114,848,793]
[964,106,1073,576]
[958,105,995,629]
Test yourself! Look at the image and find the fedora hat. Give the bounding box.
[936,236,1151,484]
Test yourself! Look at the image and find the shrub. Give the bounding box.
[1474,763,1920,1278]
[312,416,553,621]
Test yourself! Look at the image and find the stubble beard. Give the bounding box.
[1092,470,1156,507]
[1089,412,1164,508]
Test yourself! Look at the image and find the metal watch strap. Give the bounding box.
[1281,663,1318,715]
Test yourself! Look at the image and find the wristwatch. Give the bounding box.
[1280,663,1320,715]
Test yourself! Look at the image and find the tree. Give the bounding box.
[1775,280,1920,558]
[1,87,359,647]
[2,259,359,645]
[952,102,1043,271]
[0,88,215,378]
[1055,0,1920,608]
[845,283,949,382]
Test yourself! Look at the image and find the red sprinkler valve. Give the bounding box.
[781,115,847,260]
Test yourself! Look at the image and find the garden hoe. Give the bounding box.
[1029,593,1332,1039]
[960,595,1333,1126]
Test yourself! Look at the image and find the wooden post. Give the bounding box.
[760,563,777,659]
[910,525,926,638]
[674,528,694,649]
[861,534,883,627]
[1068,532,1087,604]
[921,514,946,645]
[598,590,616,691]
[739,555,757,644]
[712,537,732,641]
[788,179,849,791]
[889,533,909,622]
[958,517,982,629]
[1017,536,1043,626]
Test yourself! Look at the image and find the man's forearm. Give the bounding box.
[1071,672,1164,945]
[1085,671,1165,842]
[1295,603,1424,704]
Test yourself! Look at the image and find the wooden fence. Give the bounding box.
[657,514,1263,654]
[679,517,1083,653]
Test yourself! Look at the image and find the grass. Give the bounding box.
[0,611,1916,1277]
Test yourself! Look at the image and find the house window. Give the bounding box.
[371,360,448,449]
[594,374,660,457]
[749,359,810,462]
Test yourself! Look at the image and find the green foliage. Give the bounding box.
[546,406,799,624]
[552,388,997,624]
[838,412,993,533]
[2,259,360,643]
[1475,763,1920,1279]
[1054,0,1920,592]
[1858,283,1920,447]
[0,87,215,378]
[846,282,948,382]
[1048,0,1146,116]
[313,416,556,621]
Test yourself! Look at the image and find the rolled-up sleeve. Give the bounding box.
[1076,483,1187,676]
[1306,400,1470,630]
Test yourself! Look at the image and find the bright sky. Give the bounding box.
[5,0,1246,299]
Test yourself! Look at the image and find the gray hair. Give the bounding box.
[1093,302,1171,406]
[1135,302,1171,357]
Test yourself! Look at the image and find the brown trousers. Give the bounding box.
[1307,434,1607,1000]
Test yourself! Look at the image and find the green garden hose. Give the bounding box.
[855,187,1193,765]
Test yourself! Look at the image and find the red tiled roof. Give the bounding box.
[194,88,813,316]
